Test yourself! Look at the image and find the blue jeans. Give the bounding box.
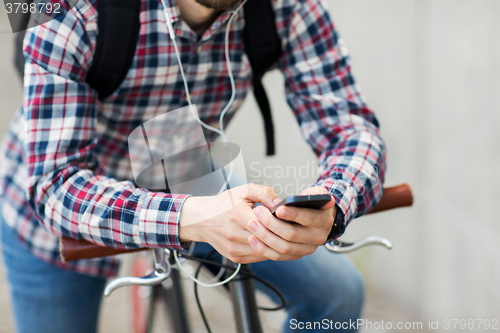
[1,219,363,333]
[1,219,106,333]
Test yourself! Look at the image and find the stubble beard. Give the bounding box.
[194,0,241,11]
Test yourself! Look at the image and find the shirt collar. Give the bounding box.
[163,0,180,23]
[160,0,245,40]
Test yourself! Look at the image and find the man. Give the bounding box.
[0,0,385,332]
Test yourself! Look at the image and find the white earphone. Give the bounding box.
[159,0,249,287]
[159,0,246,141]
[159,0,248,193]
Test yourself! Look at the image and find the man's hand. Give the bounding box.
[247,186,336,261]
[179,184,282,264]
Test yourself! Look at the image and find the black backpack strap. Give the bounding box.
[14,31,27,80]
[253,82,276,155]
[14,0,34,81]
[86,0,141,100]
[243,0,282,156]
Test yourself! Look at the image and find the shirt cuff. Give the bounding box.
[314,179,357,228]
[138,192,191,250]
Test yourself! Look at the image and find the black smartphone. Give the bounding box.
[270,194,332,217]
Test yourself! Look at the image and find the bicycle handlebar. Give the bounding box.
[59,183,413,263]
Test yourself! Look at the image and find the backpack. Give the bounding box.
[14,0,281,155]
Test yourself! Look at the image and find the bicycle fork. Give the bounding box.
[229,264,263,333]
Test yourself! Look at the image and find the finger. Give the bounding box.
[243,184,281,208]
[255,206,327,245]
[211,243,267,264]
[211,220,268,261]
[221,205,274,246]
[227,202,261,228]
[300,186,329,195]
[299,186,336,210]
[248,235,305,261]
[228,203,280,243]
[275,205,333,228]
[231,248,268,264]
[248,220,317,256]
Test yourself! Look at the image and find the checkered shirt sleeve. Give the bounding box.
[277,0,386,228]
[23,8,189,251]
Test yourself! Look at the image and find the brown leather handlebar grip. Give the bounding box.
[60,184,414,262]
[367,183,414,214]
[59,238,145,263]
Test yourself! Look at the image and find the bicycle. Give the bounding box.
[60,183,413,333]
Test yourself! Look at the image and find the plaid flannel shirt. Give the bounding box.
[0,0,385,277]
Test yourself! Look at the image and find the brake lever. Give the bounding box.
[104,248,171,297]
[325,236,392,253]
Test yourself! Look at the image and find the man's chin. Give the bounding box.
[194,0,241,11]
